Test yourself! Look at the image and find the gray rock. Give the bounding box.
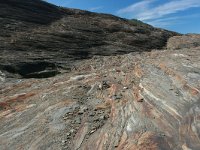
[70,129,75,133]
[66,132,71,136]
[75,117,81,124]
[0,71,5,82]
[99,115,105,120]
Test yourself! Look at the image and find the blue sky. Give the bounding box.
[45,0,200,34]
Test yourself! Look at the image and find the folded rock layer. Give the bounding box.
[0,47,200,149]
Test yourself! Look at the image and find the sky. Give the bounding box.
[45,0,200,34]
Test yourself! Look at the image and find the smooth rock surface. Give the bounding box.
[0,47,200,149]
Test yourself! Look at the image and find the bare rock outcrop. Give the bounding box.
[167,34,200,49]
[1,1,200,150]
[1,47,200,150]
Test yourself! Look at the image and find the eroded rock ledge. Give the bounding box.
[0,47,200,150]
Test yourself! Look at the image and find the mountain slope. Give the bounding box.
[0,0,178,78]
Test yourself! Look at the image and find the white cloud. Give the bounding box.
[147,14,200,27]
[117,0,155,14]
[117,0,200,21]
[146,17,180,27]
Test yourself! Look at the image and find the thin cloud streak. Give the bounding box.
[139,0,200,21]
[117,0,154,14]
[147,17,180,27]
[117,0,200,21]
[147,14,200,27]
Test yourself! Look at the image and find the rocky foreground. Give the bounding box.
[1,41,200,149]
[0,0,200,150]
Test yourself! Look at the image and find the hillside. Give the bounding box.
[0,0,178,79]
